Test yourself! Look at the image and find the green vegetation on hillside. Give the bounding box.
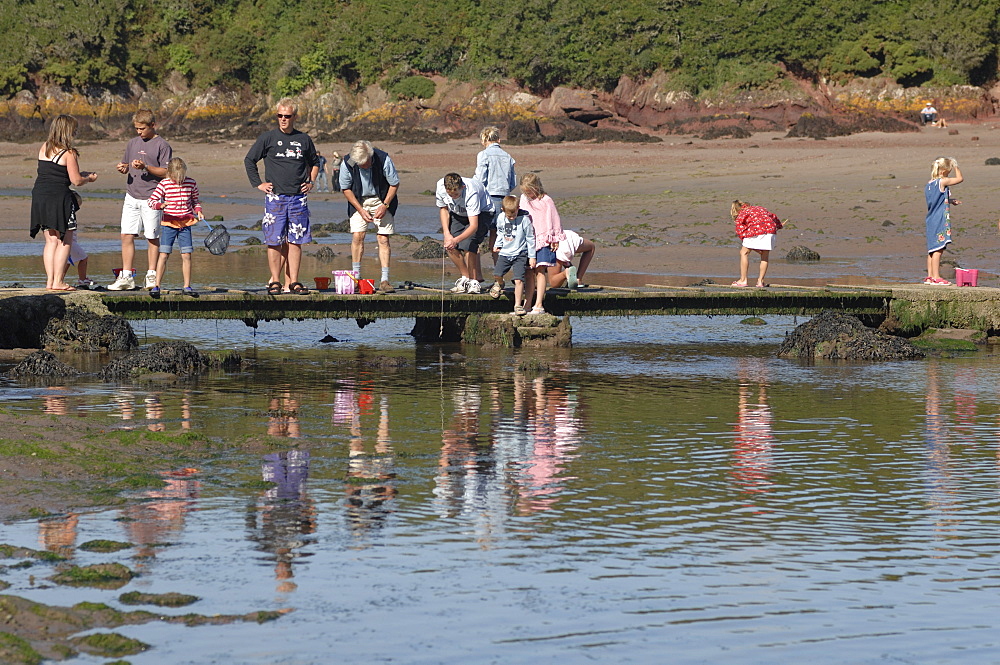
[3,0,1000,97]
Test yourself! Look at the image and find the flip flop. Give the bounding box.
[289,281,310,295]
[755,283,770,288]
[730,281,749,288]
[47,285,76,292]
[266,281,282,295]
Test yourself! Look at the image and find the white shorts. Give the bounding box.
[349,197,395,235]
[556,230,583,264]
[121,193,162,239]
[69,236,87,263]
[742,234,775,251]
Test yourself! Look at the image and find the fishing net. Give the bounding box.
[204,223,230,256]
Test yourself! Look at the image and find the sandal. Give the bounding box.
[489,282,504,299]
[514,304,527,316]
[289,281,310,295]
[730,281,748,288]
[267,281,282,295]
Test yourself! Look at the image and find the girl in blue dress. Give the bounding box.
[924,157,963,285]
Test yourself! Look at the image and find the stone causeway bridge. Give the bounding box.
[3,282,999,347]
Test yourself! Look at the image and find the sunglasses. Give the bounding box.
[276,113,294,119]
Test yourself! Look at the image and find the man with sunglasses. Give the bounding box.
[244,98,319,295]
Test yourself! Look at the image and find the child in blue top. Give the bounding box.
[489,195,535,315]
[924,156,963,285]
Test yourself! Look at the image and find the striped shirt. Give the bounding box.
[148,177,202,227]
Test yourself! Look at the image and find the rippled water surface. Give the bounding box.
[3,316,1000,664]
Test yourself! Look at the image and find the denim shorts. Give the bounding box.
[160,225,193,254]
[535,246,558,267]
[494,253,528,281]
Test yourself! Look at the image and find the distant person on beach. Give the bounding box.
[314,150,329,192]
[924,157,962,285]
[921,103,938,126]
[30,114,98,291]
[490,195,535,315]
[330,151,342,192]
[548,229,596,289]
[473,125,517,268]
[731,200,782,288]
[147,157,203,297]
[437,172,495,293]
[244,98,318,295]
[519,173,565,314]
[340,140,400,293]
[110,109,171,291]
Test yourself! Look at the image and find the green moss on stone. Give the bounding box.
[79,540,133,553]
[71,632,148,657]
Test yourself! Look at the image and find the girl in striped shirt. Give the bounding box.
[147,157,203,296]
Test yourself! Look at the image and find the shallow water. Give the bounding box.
[3,316,1000,664]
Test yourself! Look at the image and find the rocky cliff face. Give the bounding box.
[2,70,993,143]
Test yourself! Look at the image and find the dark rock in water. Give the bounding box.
[881,220,895,227]
[243,236,262,245]
[786,114,851,139]
[689,279,716,286]
[319,334,339,343]
[312,247,337,262]
[740,317,767,326]
[99,341,209,380]
[361,355,410,368]
[412,239,445,259]
[777,311,923,360]
[7,350,81,377]
[785,245,821,262]
[41,306,137,352]
[0,294,68,349]
[324,219,351,233]
[986,157,1000,166]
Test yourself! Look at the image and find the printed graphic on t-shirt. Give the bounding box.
[275,140,303,160]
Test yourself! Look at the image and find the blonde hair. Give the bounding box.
[931,157,957,179]
[730,200,749,220]
[44,115,79,158]
[276,98,297,115]
[480,126,500,144]
[133,109,155,125]
[501,195,519,215]
[519,173,545,199]
[166,157,187,183]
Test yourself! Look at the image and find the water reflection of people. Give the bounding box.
[42,387,69,416]
[247,450,316,597]
[268,391,301,438]
[516,376,580,514]
[924,362,958,535]
[434,383,485,519]
[39,513,78,558]
[122,468,200,571]
[731,358,775,500]
[343,392,397,544]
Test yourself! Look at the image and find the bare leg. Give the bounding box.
[736,246,751,285]
[351,231,366,264]
[463,250,480,281]
[43,230,60,289]
[377,234,391,274]
[928,250,943,280]
[146,238,160,273]
[533,267,547,310]
[267,244,285,286]
[121,235,135,272]
[446,248,469,277]
[286,242,302,287]
[576,240,596,282]
[50,229,74,289]
[513,279,524,309]
[180,252,192,288]
[154,252,169,287]
[756,249,770,287]
[76,257,88,281]
[548,263,569,288]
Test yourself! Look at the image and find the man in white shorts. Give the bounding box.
[109,109,171,290]
[340,140,400,294]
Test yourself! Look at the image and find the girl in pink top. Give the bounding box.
[519,173,565,315]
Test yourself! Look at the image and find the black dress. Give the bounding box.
[30,150,76,240]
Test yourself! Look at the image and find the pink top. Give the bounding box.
[148,177,202,228]
[519,193,566,250]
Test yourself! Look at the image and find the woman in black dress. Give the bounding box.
[30,115,97,291]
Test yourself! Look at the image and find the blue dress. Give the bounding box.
[924,178,951,253]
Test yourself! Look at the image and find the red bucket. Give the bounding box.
[359,279,375,294]
[313,277,331,290]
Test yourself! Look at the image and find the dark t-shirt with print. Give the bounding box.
[244,128,318,195]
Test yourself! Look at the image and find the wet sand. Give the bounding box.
[2,124,1000,286]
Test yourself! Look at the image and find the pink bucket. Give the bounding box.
[955,268,979,287]
[332,270,358,294]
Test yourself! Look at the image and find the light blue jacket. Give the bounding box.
[493,211,536,259]
[474,143,516,197]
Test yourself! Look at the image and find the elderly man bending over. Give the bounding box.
[340,140,400,293]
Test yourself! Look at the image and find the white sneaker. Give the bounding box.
[108,272,135,291]
[145,270,157,289]
[77,278,95,289]
[466,279,482,294]
[566,265,579,289]
[450,277,469,293]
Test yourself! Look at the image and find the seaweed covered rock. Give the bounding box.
[0,294,68,349]
[785,245,821,262]
[412,239,445,259]
[778,311,923,360]
[7,350,81,378]
[99,341,209,380]
[41,306,138,352]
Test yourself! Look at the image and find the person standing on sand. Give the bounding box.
[340,140,400,293]
[109,109,171,291]
[730,200,782,288]
[244,98,319,295]
[924,157,962,285]
[314,150,329,192]
[30,114,98,291]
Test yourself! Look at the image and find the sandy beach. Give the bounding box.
[3,123,1000,287]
